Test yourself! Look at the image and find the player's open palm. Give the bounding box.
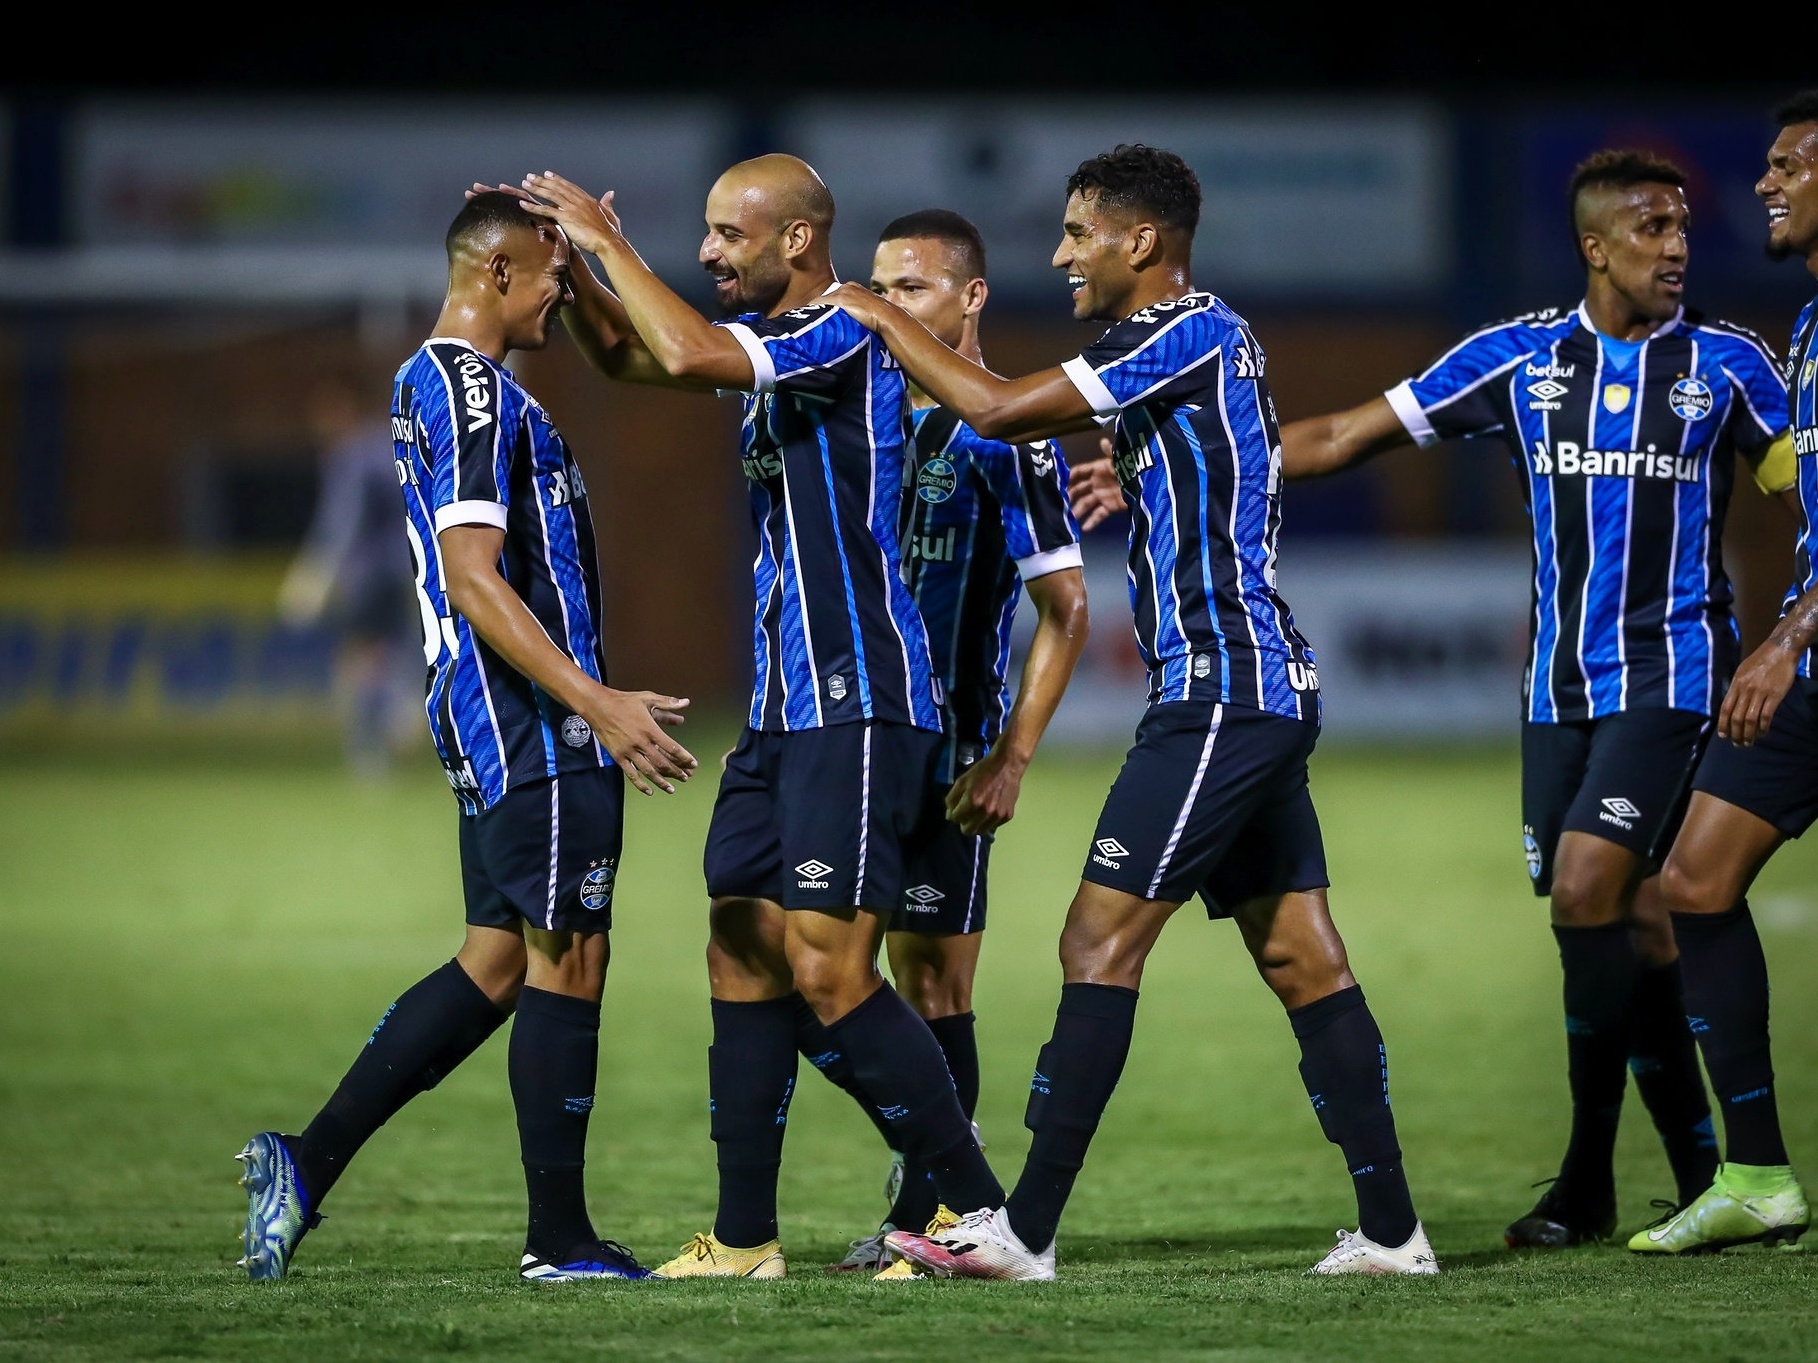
[582,688,697,795]
[1720,642,1798,748]
[1069,436,1124,530]
[945,748,1026,836]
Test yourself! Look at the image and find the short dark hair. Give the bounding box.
[877,208,987,279]
[1567,149,1687,261]
[445,190,546,261]
[1776,90,1818,129]
[1066,144,1201,235]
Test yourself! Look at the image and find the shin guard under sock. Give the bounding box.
[295,959,508,1203]
[1552,923,1638,1204]
[1628,959,1719,1203]
[1290,985,1417,1248]
[1672,905,1789,1168]
[709,997,799,1248]
[510,987,602,1256]
[1005,983,1138,1253]
[790,992,897,1149]
[826,985,1001,1214]
[885,1012,980,1231]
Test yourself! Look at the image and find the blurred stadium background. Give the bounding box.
[0,86,1809,752]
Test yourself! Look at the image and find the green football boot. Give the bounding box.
[1628,1163,1808,1254]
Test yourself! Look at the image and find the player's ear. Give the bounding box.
[1127,222,1160,270]
[962,276,988,319]
[488,251,512,293]
[1580,232,1608,273]
[780,218,814,262]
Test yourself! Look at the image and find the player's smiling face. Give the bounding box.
[700,180,792,317]
[1759,123,1818,266]
[870,238,979,351]
[1053,190,1136,322]
[505,227,573,351]
[1586,184,1690,323]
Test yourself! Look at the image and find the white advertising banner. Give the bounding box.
[1034,540,1531,745]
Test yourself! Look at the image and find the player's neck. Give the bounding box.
[766,266,839,318]
[1118,268,1194,320]
[430,296,508,361]
[1581,283,1670,343]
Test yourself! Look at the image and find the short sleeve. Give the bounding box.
[1720,332,1790,458]
[421,344,514,534]
[1061,300,1225,416]
[715,304,868,398]
[1389,323,1537,447]
[973,436,1082,578]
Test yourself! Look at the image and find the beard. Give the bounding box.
[1767,237,1794,263]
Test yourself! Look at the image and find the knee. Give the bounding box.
[897,969,972,1020]
[1254,942,1352,1012]
[1058,920,1128,986]
[1655,856,1723,917]
[1549,866,1624,927]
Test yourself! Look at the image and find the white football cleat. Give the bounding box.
[884,1206,1055,1282]
[1310,1223,1439,1276]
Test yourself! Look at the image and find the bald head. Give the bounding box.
[701,155,837,316]
[711,154,834,234]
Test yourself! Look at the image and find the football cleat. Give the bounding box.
[520,1239,651,1282]
[1504,1180,1616,1249]
[872,1257,928,1281]
[236,1132,319,1281]
[884,1205,1055,1282]
[826,1229,894,1273]
[1628,1164,1809,1254]
[651,1231,785,1279]
[1310,1223,1440,1275]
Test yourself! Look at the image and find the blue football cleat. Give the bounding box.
[520,1239,653,1282]
[236,1132,319,1280]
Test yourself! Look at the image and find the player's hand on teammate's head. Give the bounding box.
[1068,436,1125,531]
[519,173,622,255]
[584,688,697,796]
[467,182,521,201]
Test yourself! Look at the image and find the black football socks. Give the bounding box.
[791,991,898,1149]
[510,986,604,1259]
[709,996,799,1248]
[825,985,1002,1215]
[1551,922,1638,1210]
[1006,983,1138,1253]
[1290,985,1418,1248]
[293,959,508,1205]
[1627,958,1720,1203]
[887,1011,981,1233]
[1672,904,1789,1168]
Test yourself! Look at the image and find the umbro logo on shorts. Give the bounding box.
[905,884,945,907]
[1599,796,1640,831]
[795,859,834,889]
[1091,837,1129,871]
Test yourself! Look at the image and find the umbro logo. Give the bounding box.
[1091,837,1129,870]
[905,884,945,906]
[1526,379,1569,402]
[1598,796,1640,831]
[795,859,834,889]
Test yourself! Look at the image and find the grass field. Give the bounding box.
[2,733,1816,1361]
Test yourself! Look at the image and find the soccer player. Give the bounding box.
[517,159,1005,1278]
[1630,91,1818,1255]
[825,144,1436,1279]
[819,210,1088,1274]
[1142,150,1792,1249]
[236,192,698,1283]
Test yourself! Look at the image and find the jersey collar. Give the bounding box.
[1573,301,1684,341]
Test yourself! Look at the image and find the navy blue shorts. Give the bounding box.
[1694,677,1818,839]
[889,782,990,936]
[1520,708,1709,896]
[1083,700,1327,917]
[704,721,943,911]
[460,767,623,934]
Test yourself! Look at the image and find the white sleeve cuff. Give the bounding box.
[434,500,509,533]
[1062,355,1120,417]
[1015,543,1084,581]
[721,322,775,394]
[1384,381,1439,448]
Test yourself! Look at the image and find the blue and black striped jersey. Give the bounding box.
[393,338,611,814]
[901,407,1082,783]
[720,302,942,734]
[1782,295,1818,679]
[1388,304,1787,722]
[1061,293,1319,720]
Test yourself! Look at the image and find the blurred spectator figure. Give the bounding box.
[278,373,422,777]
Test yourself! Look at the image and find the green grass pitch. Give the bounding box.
[2,734,1816,1361]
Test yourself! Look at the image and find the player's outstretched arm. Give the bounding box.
[520,173,757,391]
[823,283,1100,444]
[1721,580,1818,748]
[438,524,697,794]
[1278,396,1411,481]
[945,566,1089,836]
